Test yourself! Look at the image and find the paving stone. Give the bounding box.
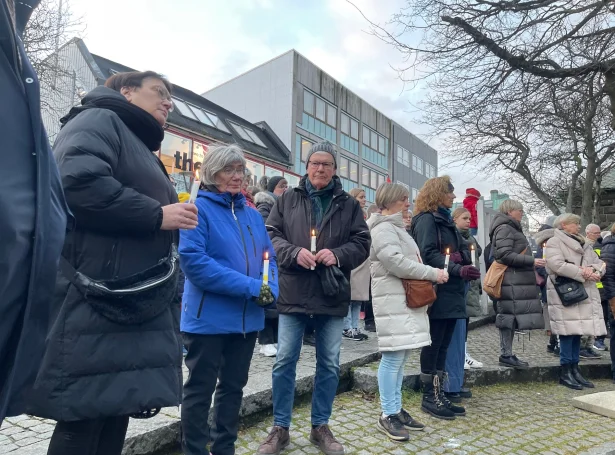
[572,390,615,418]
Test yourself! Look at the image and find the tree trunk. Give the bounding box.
[593,172,602,224]
[581,158,597,226]
[566,173,580,213]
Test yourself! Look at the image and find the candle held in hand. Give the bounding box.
[311,229,317,270]
[542,242,547,260]
[444,247,450,268]
[471,244,478,267]
[263,252,269,285]
[189,170,200,204]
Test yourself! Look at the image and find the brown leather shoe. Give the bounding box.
[309,425,345,455]
[256,426,290,455]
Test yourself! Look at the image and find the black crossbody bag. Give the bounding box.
[550,258,588,307]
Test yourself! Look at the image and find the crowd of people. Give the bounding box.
[2,5,615,454]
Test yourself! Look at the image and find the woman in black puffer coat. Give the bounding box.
[28,72,198,455]
[600,227,615,380]
[489,200,544,370]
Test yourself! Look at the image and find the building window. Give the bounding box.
[228,122,267,148]
[160,132,192,189]
[341,114,349,136]
[397,180,410,191]
[378,174,386,188]
[412,155,424,174]
[246,159,265,187]
[316,98,325,121]
[340,112,359,155]
[397,145,410,167]
[173,98,198,121]
[412,187,419,202]
[284,172,300,188]
[327,104,336,128]
[265,167,284,178]
[201,110,230,133]
[349,160,358,182]
[301,138,313,162]
[362,166,385,189]
[299,88,337,141]
[362,126,370,145]
[340,157,349,179]
[362,125,388,168]
[362,166,370,187]
[304,90,314,116]
[425,163,436,179]
[172,98,230,133]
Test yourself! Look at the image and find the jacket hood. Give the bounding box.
[489,212,521,237]
[367,211,405,231]
[600,235,615,247]
[255,191,275,206]
[553,228,586,252]
[534,228,555,245]
[198,189,246,208]
[465,188,481,198]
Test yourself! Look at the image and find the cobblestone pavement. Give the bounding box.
[221,380,615,455]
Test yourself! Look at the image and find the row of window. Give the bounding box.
[304,90,337,129]
[396,145,436,177]
[173,97,267,149]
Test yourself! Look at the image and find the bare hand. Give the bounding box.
[436,269,449,284]
[297,248,317,269]
[581,267,594,280]
[588,273,601,282]
[161,203,198,230]
[315,249,337,267]
[534,258,546,268]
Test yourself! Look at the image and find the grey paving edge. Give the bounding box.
[351,358,614,394]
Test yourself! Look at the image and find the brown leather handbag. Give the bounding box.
[483,247,527,299]
[403,279,437,309]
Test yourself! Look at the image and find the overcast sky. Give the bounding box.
[67,0,506,201]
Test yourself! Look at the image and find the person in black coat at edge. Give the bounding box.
[411,176,480,421]
[255,175,288,357]
[27,72,198,455]
[0,0,70,423]
[600,225,615,382]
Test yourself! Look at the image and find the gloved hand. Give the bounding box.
[256,283,275,307]
[449,251,463,264]
[460,265,481,281]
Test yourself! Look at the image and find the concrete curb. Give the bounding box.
[352,359,614,394]
[121,313,496,454]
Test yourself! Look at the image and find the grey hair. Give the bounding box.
[585,223,600,233]
[499,199,523,215]
[553,213,581,229]
[375,183,410,210]
[200,143,246,186]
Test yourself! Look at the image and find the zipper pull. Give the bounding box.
[231,201,237,220]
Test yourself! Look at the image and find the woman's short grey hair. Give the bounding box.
[375,183,410,210]
[553,213,581,229]
[200,143,246,186]
[499,199,523,215]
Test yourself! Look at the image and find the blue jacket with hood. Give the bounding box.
[180,189,279,335]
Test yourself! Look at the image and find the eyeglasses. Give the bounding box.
[152,86,174,111]
[222,166,246,177]
[308,161,335,170]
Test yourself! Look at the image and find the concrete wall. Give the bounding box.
[204,52,294,150]
[40,40,98,143]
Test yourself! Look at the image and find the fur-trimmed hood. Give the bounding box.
[534,228,556,246]
[255,191,276,207]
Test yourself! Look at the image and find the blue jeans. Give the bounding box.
[378,350,411,416]
[443,319,466,393]
[559,335,581,365]
[344,301,362,331]
[272,313,344,427]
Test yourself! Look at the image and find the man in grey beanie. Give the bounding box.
[258,141,370,455]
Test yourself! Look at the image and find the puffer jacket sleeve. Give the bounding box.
[545,237,584,283]
[412,213,463,277]
[180,200,262,299]
[330,200,371,272]
[55,110,162,234]
[372,224,438,281]
[493,225,534,268]
[267,193,302,269]
[602,242,615,300]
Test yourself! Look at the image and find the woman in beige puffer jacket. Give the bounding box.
[545,213,606,390]
[367,183,447,441]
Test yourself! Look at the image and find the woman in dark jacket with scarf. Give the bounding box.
[28,72,196,455]
[411,176,480,421]
[489,200,544,370]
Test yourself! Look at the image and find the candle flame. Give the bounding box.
[543,242,546,248]
[312,229,316,236]
[265,251,269,260]
[470,244,475,251]
[194,169,200,181]
[446,247,450,254]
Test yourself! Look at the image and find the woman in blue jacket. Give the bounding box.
[179,144,279,455]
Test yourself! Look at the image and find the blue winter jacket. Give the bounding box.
[180,189,279,335]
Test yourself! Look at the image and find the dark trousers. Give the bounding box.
[259,317,279,345]
[609,306,615,378]
[181,332,257,455]
[420,318,457,374]
[47,416,129,455]
[363,300,375,325]
[597,299,609,342]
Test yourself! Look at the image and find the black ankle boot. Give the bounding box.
[420,373,455,420]
[559,364,583,390]
[437,371,466,416]
[571,363,594,388]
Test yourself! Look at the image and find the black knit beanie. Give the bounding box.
[267,176,285,193]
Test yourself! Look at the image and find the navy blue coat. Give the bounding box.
[0,0,70,419]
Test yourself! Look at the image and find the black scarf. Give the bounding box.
[60,86,164,151]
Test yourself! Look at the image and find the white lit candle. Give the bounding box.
[263,252,269,285]
[311,229,317,271]
[542,243,547,260]
[471,244,478,268]
[188,170,200,203]
[444,247,450,268]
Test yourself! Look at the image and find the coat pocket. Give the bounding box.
[196,292,207,319]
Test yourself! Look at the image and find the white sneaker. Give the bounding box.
[260,344,277,357]
[465,354,483,369]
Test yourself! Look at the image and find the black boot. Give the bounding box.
[571,363,594,388]
[559,364,583,390]
[437,371,466,416]
[420,373,455,420]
